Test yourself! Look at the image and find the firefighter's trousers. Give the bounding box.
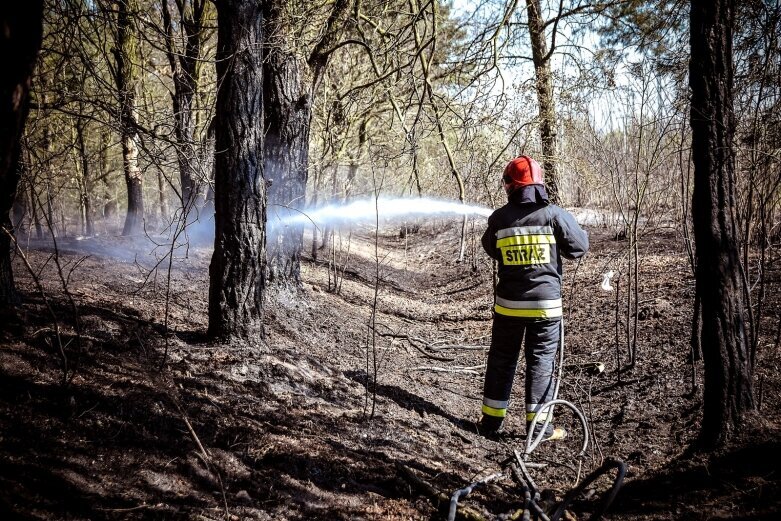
[482,314,561,426]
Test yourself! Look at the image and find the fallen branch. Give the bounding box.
[411,365,483,375]
[175,402,210,462]
[96,503,163,512]
[426,344,488,351]
[442,280,483,296]
[374,329,455,361]
[164,384,229,520]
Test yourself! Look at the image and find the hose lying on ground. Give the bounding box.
[547,458,627,521]
[447,471,505,521]
[448,318,626,520]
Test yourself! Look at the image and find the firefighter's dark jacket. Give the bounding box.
[481,194,589,319]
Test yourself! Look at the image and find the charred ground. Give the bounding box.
[0,222,779,520]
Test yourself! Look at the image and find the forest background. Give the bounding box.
[0,0,779,519]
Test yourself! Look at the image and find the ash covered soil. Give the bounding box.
[1,221,780,520]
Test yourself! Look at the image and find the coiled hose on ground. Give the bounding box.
[447,319,626,521]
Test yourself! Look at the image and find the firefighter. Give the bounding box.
[479,155,589,440]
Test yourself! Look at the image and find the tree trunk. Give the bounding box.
[75,117,94,236]
[690,0,754,448]
[157,167,168,225]
[121,130,143,235]
[200,116,216,220]
[113,0,144,236]
[0,2,44,306]
[29,182,42,239]
[525,0,560,203]
[12,167,29,237]
[98,130,117,228]
[162,0,209,219]
[172,79,202,215]
[262,0,351,286]
[319,166,339,252]
[45,179,56,237]
[262,5,311,286]
[208,0,266,340]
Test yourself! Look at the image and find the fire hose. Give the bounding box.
[447,319,626,521]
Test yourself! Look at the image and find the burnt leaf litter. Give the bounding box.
[1,224,780,520]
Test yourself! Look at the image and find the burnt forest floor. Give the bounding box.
[1,219,780,520]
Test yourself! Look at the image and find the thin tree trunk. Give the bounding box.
[98,130,117,229]
[173,84,200,213]
[525,0,560,203]
[29,182,42,239]
[75,117,94,236]
[310,168,320,261]
[690,0,754,448]
[45,179,56,237]
[319,166,338,252]
[200,117,216,220]
[157,168,168,225]
[208,0,266,340]
[161,0,209,218]
[42,121,58,237]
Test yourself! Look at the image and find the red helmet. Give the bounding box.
[503,155,543,194]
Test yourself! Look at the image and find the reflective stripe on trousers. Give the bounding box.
[482,397,509,418]
[482,316,560,423]
[526,403,552,423]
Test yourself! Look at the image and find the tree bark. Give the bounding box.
[114,0,144,236]
[262,2,311,286]
[121,130,143,235]
[29,181,42,239]
[98,130,117,225]
[208,0,266,340]
[162,0,209,218]
[172,77,200,212]
[525,0,560,203]
[690,0,754,448]
[156,167,168,224]
[0,2,44,306]
[75,117,94,236]
[261,0,351,287]
[200,116,216,220]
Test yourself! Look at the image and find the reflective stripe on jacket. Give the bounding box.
[481,201,588,318]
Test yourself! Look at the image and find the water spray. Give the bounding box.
[268,197,493,230]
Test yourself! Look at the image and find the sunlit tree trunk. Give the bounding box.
[114,0,144,236]
[525,0,560,203]
[0,2,44,306]
[208,0,266,340]
[690,0,754,448]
